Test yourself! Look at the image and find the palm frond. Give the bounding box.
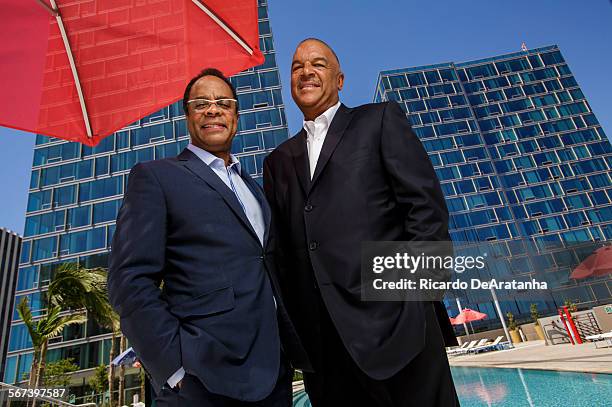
[48,264,117,329]
[16,297,43,346]
[42,311,88,340]
[16,262,116,356]
[16,297,33,327]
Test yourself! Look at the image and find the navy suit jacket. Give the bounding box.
[108,148,310,401]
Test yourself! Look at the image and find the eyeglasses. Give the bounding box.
[186,98,237,113]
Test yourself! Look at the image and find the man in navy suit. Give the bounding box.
[108,68,310,407]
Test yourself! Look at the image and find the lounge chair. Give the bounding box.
[450,339,484,356]
[446,341,469,354]
[447,340,477,356]
[460,338,489,355]
[585,330,612,348]
[470,336,507,354]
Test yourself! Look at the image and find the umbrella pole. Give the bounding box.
[455,297,470,339]
[48,0,93,139]
[490,287,513,348]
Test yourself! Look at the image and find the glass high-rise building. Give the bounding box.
[6,0,287,397]
[375,45,611,324]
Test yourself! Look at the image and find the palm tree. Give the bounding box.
[17,262,118,405]
[47,263,121,405]
[17,297,87,400]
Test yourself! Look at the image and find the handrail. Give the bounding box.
[0,381,96,406]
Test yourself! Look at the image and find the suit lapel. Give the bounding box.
[241,171,271,247]
[289,129,311,196]
[309,104,353,191]
[178,149,260,245]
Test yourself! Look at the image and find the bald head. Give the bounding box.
[297,38,341,66]
[291,38,344,120]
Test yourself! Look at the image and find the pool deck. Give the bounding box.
[448,340,612,374]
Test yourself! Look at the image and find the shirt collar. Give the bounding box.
[187,143,241,174]
[303,101,341,137]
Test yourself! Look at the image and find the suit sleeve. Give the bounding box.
[262,157,275,217]
[263,156,286,280]
[108,163,182,390]
[380,102,458,346]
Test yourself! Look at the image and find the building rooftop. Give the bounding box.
[378,45,559,76]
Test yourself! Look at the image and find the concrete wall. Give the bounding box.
[592,304,612,333]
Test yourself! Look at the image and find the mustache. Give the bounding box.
[298,80,321,88]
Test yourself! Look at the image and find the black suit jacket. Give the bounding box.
[263,102,456,380]
[108,148,310,401]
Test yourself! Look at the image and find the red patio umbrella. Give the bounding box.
[452,308,487,325]
[570,246,612,279]
[0,0,264,146]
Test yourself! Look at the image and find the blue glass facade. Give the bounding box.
[375,45,611,325]
[6,0,287,385]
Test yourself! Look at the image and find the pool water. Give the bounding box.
[293,367,612,406]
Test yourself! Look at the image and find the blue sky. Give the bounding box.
[1,0,611,234]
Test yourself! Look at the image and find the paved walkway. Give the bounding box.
[448,340,612,374]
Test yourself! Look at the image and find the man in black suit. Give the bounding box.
[108,68,310,407]
[263,39,459,406]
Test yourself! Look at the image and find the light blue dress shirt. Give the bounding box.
[166,144,266,388]
[186,143,265,245]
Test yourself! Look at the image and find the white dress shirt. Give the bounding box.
[303,101,341,179]
[166,143,266,388]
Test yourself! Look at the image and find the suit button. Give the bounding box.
[304,204,313,212]
[309,241,319,251]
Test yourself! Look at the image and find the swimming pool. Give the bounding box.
[293,367,612,406]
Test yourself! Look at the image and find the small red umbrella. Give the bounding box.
[452,308,487,325]
[570,246,612,279]
[0,0,264,146]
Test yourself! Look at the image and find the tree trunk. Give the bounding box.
[27,351,40,406]
[31,341,48,407]
[28,350,39,387]
[118,335,126,406]
[140,369,146,404]
[108,331,116,407]
[30,340,48,407]
[28,350,39,407]
[35,340,48,388]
